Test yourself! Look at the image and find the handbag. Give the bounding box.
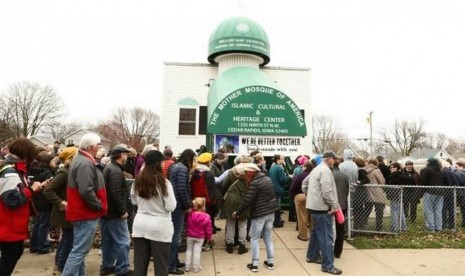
[335,208,345,224]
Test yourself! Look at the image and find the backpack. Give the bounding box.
[190,170,211,205]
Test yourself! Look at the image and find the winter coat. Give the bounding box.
[339,160,359,185]
[269,163,290,197]
[162,159,174,179]
[191,164,220,205]
[333,167,350,210]
[0,161,34,242]
[386,171,410,200]
[365,164,387,203]
[236,172,280,219]
[454,168,465,197]
[102,160,129,219]
[420,164,445,196]
[134,155,144,177]
[221,169,240,196]
[66,151,107,222]
[290,170,310,199]
[223,178,250,219]
[210,161,224,178]
[442,167,459,197]
[31,167,54,212]
[169,162,192,211]
[378,162,391,182]
[43,167,72,228]
[302,162,339,212]
[186,210,212,241]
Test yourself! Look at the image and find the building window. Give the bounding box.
[67,139,74,146]
[179,108,196,135]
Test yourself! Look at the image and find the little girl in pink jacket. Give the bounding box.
[185,197,213,273]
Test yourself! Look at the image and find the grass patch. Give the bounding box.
[348,229,465,249]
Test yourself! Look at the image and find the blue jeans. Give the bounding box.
[423,193,443,231]
[250,213,274,266]
[307,212,335,271]
[390,199,406,232]
[61,219,99,276]
[56,228,74,272]
[274,197,282,225]
[100,218,131,275]
[30,212,51,252]
[169,208,185,271]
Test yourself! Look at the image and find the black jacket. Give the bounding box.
[386,171,410,200]
[420,165,445,195]
[236,172,280,219]
[32,167,54,212]
[102,160,128,219]
[378,163,391,182]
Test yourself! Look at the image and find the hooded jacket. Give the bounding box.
[223,177,250,219]
[339,149,359,184]
[365,164,387,203]
[419,158,445,195]
[191,164,220,205]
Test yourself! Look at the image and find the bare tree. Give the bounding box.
[445,138,465,156]
[422,132,448,150]
[312,115,347,154]
[0,81,63,138]
[95,107,160,149]
[379,119,426,156]
[43,122,83,142]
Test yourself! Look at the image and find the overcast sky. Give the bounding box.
[1,0,464,142]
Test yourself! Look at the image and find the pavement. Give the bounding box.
[13,216,465,276]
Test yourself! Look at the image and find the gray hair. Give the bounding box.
[234,155,252,165]
[142,144,158,156]
[79,133,101,150]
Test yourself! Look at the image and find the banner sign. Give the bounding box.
[214,135,305,156]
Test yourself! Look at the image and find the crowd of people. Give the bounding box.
[2,135,465,276]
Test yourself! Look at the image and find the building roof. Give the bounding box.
[208,17,270,65]
[410,148,453,160]
[29,136,56,146]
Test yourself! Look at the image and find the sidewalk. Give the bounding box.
[14,218,465,275]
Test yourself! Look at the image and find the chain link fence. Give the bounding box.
[347,184,465,238]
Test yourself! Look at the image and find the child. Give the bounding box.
[185,197,213,273]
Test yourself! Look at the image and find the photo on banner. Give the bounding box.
[214,135,239,154]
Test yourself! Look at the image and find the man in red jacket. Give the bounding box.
[62,133,107,276]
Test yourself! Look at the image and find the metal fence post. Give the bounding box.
[454,186,457,232]
[399,186,403,233]
[347,185,352,239]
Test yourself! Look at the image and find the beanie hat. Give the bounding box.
[297,156,309,165]
[198,152,212,164]
[59,147,78,162]
[144,150,164,165]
